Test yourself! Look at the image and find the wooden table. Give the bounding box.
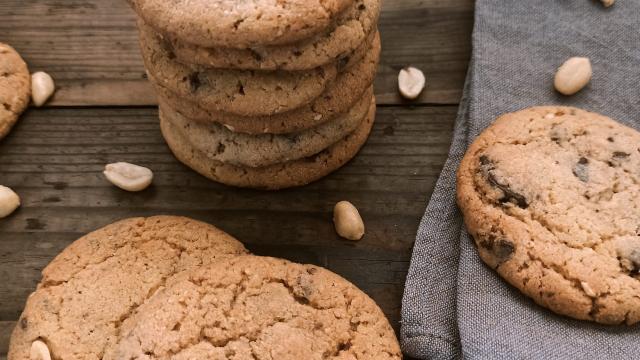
[0,1,472,357]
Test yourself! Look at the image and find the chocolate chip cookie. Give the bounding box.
[165,0,380,71]
[9,216,248,359]
[106,255,402,359]
[160,88,371,168]
[127,0,353,49]
[0,43,30,140]
[457,106,640,325]
[139,22,338,117]
[160,96,376,190]
[154,32,381,134]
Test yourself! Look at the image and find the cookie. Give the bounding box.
[140,24,338,117]
[127,0,353,49]
[160,89,372,168]
[166,0,380,71]
[457,106,640,325]
[0,43,30,140]
[9,216,249,359]
[154,32,381,135]
[161,97,376,190]
[106,255,402,359]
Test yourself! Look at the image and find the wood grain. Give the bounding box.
[0,322,10,359]
[0,105,456,354]
[0,0,472,106]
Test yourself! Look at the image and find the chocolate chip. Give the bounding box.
[480,237,515,263]
[494,240,515,260]
[338,342,351,351]
[487,173,529,208]
[20,317,28,330]
[215,143,226,155]
[237,81,245,95]
[613,151,630,159]
[336,55,350,71]
[293,50,303,57]
[608,151,630,167]
[478,155,528,208]
[249,49,263,62]
[573,157,589,182]
[188,72,202,92]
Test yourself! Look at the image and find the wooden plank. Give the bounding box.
[0,105,455,354]
[0,0,472,106]
[0,322,11,358]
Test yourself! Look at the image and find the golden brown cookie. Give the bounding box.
[127,0,354,49]
[139,21,338,117]
[457,106,640,325]
[165,0,380,71]
[0,43,30,140]
[160,88,372,168]
[154,32,381,135]
[161,97,376,190]
[107,255,402,359]
[9,216,248,359]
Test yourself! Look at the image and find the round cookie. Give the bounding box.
[9,216,249,360]
[0,43,30,140]
[457,106,640,325]
[106,255,402,359]
[166,0,380,71]
[160,89,372,168]
[139,23,338,117]
[161,97,376,190]
[154,32,381,135]
[127,0,353,49]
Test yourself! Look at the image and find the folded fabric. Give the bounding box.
[401,1,640,358]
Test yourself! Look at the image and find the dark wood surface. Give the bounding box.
[0,0,473,357]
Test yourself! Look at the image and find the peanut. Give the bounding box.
[31,71,56,107]
[103,162,153,192]
[30,340,51,360]
[554,57,592,96]
[333,201,365,241]
[0,185,20,218]
[601,0,615,7]
[398,67,425,100]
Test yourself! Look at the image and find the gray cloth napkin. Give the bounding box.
[400,0,640,359]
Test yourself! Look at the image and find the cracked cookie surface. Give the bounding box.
[160,87,371,168]
[127,0,353,49]
[154,32,380,135]
[457,106,640,325]
[160,97,376,190]
[107,255,401,360]
[8,216,248,359]
[164,0,380,71]
[0,43,30,140]
[139,23,338,117]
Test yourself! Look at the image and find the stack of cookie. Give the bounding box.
[127,0,381,189]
